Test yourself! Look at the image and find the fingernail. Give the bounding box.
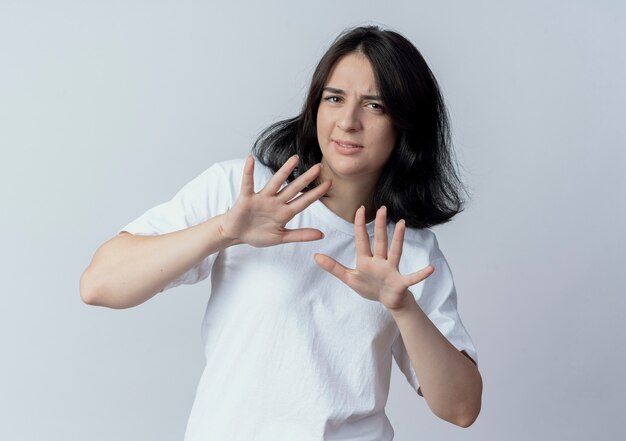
[293,154,299,160]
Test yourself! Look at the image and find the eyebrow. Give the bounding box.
[322,87,383,101]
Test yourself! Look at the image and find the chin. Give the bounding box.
[325,161,377,182]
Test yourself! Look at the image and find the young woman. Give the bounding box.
[81,25,482,440]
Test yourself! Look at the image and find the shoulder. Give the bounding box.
[184,156,274,197]
[208,156,274,189]
[401,226,445,262]
[207,157,247,177]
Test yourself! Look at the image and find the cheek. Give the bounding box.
[317,109,329,127]
[375,124,396,153]
[316,111,332,143]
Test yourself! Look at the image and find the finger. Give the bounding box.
[240,154,255,196]
[373,206,388,259]
[280,228,325,243]
[388,219,406,268]
[261,154,299,195]
[276,163,322,202]
[354,205,372,258]
[285,179,332,213]
[314,253,351,285]
[404,265,435,287]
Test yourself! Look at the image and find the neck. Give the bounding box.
[316,172,379,224]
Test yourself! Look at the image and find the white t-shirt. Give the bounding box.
[119,157,477,441]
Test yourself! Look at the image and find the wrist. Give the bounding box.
[215,213,242,248]
[387,291,420,317]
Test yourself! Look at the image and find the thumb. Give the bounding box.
[405,265,435,287]
[281,228,325,244]
[314,253,350,284]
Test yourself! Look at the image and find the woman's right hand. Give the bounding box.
[219,154,332,248]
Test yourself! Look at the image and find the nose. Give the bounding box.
[336,103,362,132]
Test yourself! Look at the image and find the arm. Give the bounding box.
[314,205,482,427]
[389,294,482,427]
[80,214,236,309]
[80,155,331,309]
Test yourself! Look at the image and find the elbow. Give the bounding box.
[79,265,152,310]
[79,266,120,308]
[80,267,100,306]
[438,402,480,428]
[446,393,482,428]
[433,382,482,428]
[80,235,144,309]
[454,408,480,428]
[80,267,104,306]
[449,366,483,428]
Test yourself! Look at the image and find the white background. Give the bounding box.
[1,1,624,439]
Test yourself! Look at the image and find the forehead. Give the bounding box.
[324,53,379,93]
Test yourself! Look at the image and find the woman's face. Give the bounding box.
[316,52,396,185]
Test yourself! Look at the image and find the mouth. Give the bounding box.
[332,139,363,149]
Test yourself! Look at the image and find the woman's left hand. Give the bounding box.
[314,205,435,311]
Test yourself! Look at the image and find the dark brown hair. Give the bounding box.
[252,25,468,228]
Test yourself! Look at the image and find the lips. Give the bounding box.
[333,139,363,149]
[332,139,364,156]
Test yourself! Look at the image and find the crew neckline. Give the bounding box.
[251,157,377,237]
[309,199,377,237]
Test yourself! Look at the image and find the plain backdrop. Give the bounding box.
[1,1,624,440]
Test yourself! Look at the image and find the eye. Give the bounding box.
[323,95,342,103]
[366,102,385,112]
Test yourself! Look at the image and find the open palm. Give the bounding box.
[221,155,332,247]
[314,205,435,311]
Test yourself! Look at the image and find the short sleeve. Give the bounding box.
[392,256,478,395]
[118,161,236,291]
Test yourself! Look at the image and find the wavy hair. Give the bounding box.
[252,25,469,228]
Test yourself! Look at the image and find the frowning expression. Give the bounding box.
[316,52,396,184]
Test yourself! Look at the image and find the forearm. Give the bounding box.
[389,293,482,427]
[80,213,238,309]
